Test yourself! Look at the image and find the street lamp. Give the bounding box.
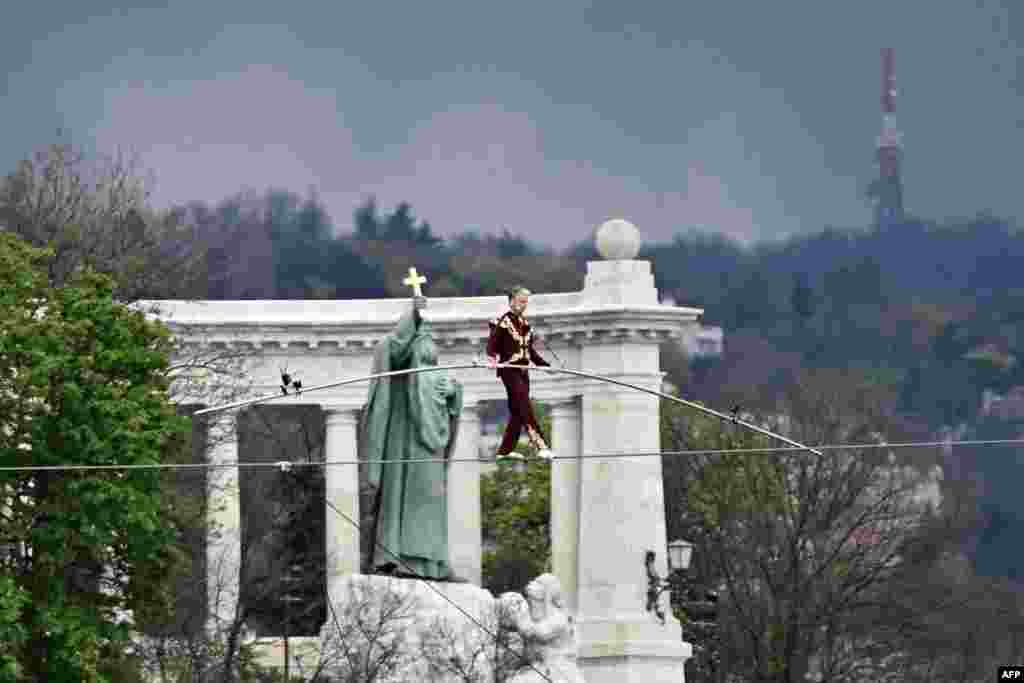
[667,539,693,573]
[645,539,694,624]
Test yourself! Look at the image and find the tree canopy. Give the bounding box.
[0,232,188,682]
[0,139,207,302]
[480,405,552,596]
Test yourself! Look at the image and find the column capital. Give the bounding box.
[322,404,362,427]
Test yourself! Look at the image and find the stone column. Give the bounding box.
[448,402,482,584]
[575,250,692,681]
[206,411,240,635]
[323,406,361,604]
[548,396,582,615]
[575,354,692,681]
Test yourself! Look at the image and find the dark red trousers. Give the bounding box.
[497,367,549,454]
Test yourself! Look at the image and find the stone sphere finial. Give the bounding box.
[595,218,641,260]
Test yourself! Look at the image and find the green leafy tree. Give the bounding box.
[0,575,29,680]
[480,405,551,595]
[0,232,189,682]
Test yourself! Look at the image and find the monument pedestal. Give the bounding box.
[577,622,692,682]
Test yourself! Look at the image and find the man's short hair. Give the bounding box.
[508,286,531,301]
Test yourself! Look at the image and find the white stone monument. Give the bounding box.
[569,219,693,681]
[141,218,697,680]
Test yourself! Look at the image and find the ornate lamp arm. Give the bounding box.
[645,550,670,624]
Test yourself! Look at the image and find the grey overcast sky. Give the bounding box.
[1,0,1020,248]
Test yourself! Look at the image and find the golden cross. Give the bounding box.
[402,267,427,297]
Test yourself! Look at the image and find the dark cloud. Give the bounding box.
[2,0,1021,249]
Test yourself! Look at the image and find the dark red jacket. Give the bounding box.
[487,310,549,376]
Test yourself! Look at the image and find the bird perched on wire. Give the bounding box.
[730,405,741,423]
[280,368,303,396]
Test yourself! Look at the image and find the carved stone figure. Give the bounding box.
[499,574,586,682]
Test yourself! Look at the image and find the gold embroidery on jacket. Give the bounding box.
[498,314,532,364]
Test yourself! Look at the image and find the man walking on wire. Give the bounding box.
[486,286,553,460]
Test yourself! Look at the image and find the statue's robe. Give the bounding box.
[359,306,463,579]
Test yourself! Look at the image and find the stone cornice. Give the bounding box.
[143,268,704,360]
[135,293,583,326]
[155,301,701,354]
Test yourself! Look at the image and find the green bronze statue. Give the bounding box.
[359,272,464,581]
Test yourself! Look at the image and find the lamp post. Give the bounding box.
[646,540,720,681]
[276,461,304,682]
[281,562,303,682]
[645,539,693,624]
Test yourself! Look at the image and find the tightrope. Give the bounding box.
[191,361,823,455]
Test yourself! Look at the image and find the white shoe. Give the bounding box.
[536,449,553,460]
[498,452,525,460]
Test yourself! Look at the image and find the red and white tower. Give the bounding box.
[869,47,904,229]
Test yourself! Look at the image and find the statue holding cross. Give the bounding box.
[403,267,428,298]
[359,266,466,580]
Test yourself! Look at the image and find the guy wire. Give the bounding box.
[2,439,1020,472]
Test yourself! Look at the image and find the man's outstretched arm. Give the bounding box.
[528,336,550,367]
